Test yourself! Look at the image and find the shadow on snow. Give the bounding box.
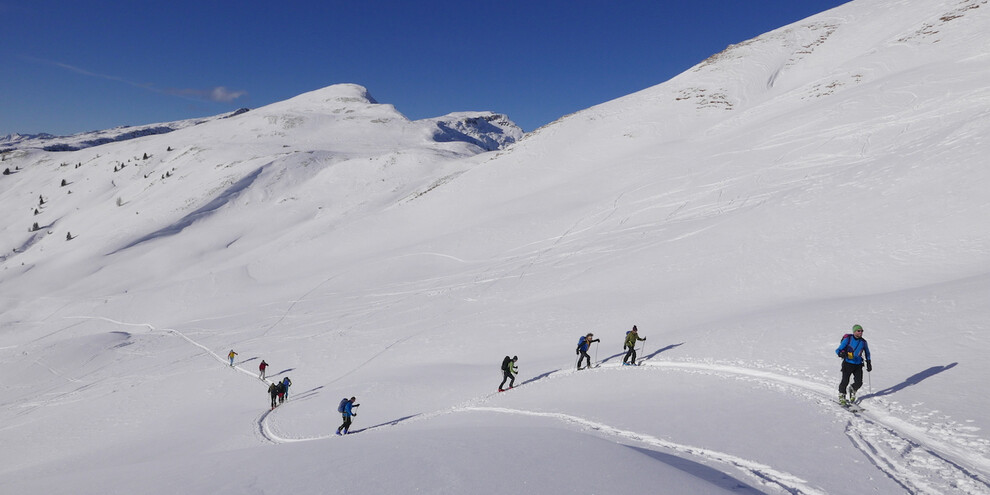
[861,363,958,400]
[601,342,685,365]
[270,368,294,378]
[626,445,767,495]
[108,166,265,254]
[347,414,421,435]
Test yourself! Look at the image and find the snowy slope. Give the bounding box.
[2,0,990,494]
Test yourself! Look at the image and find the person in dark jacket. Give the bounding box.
[337,397,360,435]
[836,324,872,405]
[499,356,518,392]
[576,333,600,370]
[268,382,278,410]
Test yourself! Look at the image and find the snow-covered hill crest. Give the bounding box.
[0,84,522,294]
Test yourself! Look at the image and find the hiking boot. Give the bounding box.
[848,388,857,403]
[838,393,848,406]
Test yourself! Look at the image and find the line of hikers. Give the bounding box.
[230,351,359,435]
[229,322,873,436]
[267,376,293,410]
[574,325,645,371]
[503,323,874,408]
[226,351,294,411]
[499,325,648,391]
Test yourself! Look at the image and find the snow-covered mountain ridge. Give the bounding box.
[1,84,521,154]
[0,110,245,152]
[1,1,989,494]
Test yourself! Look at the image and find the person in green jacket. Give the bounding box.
[499,356,518,392]
[622,325,646,366]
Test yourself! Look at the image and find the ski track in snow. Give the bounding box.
[81,316,990,494]
[460,405,824,495]
[638,362,990,495]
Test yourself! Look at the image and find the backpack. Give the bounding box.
[839,333,868,360]
[338,398,349,413]
[838,333,853,357]
[501,356,511,371]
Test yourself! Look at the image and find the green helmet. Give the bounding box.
[852,324,863,332]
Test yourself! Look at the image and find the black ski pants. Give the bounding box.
[500,370,515,389]
[338,414,352,433]
[839,361,864,394]
[623,347,637,364]
[577,350,591,369]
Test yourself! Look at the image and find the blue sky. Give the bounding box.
[1,0,849,136]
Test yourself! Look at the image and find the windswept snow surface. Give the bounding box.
[2,1,990,493]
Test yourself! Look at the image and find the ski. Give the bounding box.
[833,399,865,413]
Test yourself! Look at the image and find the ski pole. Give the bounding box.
[594,341,599,366]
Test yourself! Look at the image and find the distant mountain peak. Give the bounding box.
[428,112,523,151]
[277,83,380,109]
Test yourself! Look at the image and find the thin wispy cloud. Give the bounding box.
[167,86,248,103]
[23,56,247,104]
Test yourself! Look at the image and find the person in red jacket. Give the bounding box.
[259,360,269,380]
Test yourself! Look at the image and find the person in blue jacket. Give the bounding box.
[336,397,360,435]
[281,376,292,402]
[576,333,600,370]
[836,324,872,405]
